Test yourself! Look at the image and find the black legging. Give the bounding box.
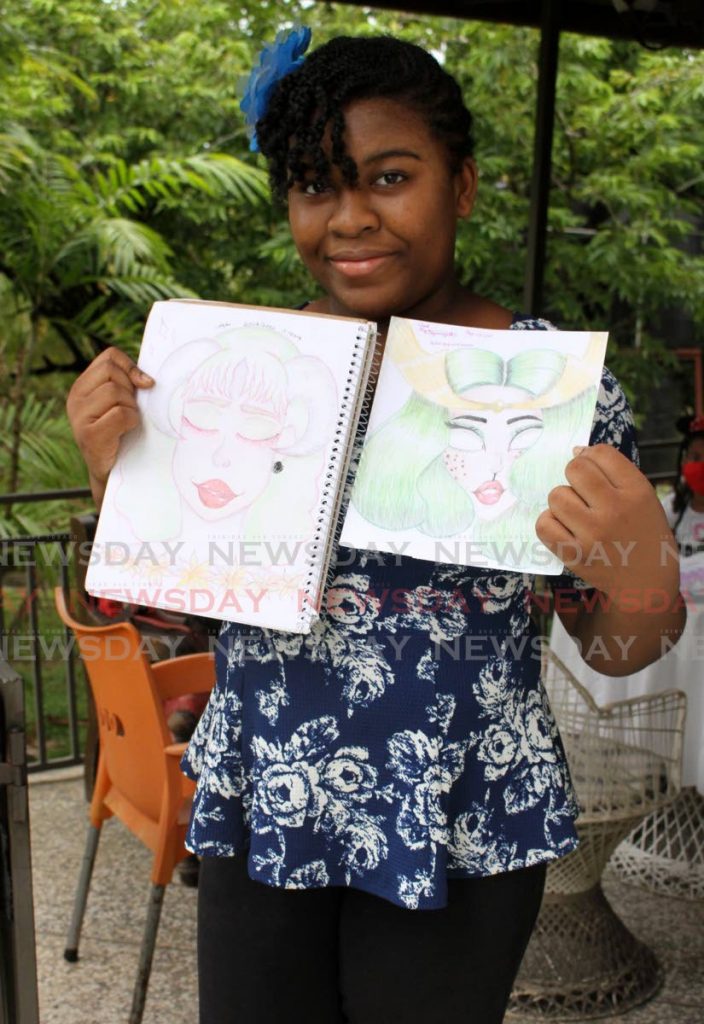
[198,855,546,1024]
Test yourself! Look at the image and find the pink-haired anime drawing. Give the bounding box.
[114,325,339,542]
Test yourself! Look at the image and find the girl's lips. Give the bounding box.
[195,479,238,509]
[329,254,395,278]
[474,481,505,506]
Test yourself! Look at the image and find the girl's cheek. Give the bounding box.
[443,449,470,482]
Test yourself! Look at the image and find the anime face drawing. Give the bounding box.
[117,326,338,541]
[351,330,597,550]
[173,349,303,523]
[442,385,545,522]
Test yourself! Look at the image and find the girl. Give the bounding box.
[666,414,704,560]
[67,33,684,1024]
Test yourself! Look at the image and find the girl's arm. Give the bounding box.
[536,443,686,676]
[66,348,154,510]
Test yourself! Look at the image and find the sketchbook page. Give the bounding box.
[340,316,608,574]
[85,300,375,632]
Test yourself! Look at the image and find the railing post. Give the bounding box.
[0,654,40,1024]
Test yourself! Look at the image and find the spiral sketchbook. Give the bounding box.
[340,315,608,574]
[85,299,377,633]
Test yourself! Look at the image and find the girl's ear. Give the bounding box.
[455,157,478,219]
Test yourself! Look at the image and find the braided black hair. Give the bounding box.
[256,36,474,201]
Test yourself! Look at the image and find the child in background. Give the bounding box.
[666,414,704,559]
[67,32,684,1024]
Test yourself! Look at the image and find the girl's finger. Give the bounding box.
[90,403,141,437]
[71,350,154,401]
[546,484,591,528]
[569,444,636,489]
[563,456,614,508]
[101,347,154,385]
[535,510,582,565]
[85,379,139,417]
[128,364,155,387]
[92,346,153,380]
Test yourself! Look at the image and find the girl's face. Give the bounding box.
[686,437,704,463]
[287,97,477,325]
[172,389,284,521]
[441,386,544,521]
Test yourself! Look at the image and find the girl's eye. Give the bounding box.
[302,179,332,195]
[237,415,282,442]
[509,425,543,452]
[181,415,219,436]
[447,424,485,452]
[375,171,406,187]
[182,400,223,433]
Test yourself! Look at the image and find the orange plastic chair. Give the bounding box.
[55,587,215,1024]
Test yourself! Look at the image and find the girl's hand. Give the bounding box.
[66,347,154,507]
[535,444,679,604]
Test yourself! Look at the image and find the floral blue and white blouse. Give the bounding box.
[182,315,638,910]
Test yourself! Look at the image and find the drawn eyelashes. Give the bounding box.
[182,401,283,441]
[508,424,544,451]
[445,420,544,453]
[181,415,218,436]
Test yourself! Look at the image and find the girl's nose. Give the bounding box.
[212,441,231,468]
[327,187,380,236]
[488,449,507,475]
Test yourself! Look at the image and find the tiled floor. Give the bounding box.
[29,773,703,1024]
[29,771,197,1024]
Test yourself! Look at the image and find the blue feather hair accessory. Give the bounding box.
[240,26,312,153]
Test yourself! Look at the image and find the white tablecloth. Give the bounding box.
[549,593,704,793]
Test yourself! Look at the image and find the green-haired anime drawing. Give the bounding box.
[352,344,596,557]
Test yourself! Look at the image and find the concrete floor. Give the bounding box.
[28,772,704,1024]
[29,771,197,1024]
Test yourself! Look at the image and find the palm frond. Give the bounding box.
[54,217,173,275]
[0,125,41,191]
[22,45,97,103]
[102,269,195,306]
[0,395,88,505]
[95,152,268,215]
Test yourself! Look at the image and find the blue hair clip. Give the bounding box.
[240,26,312,153]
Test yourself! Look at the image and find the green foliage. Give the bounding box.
[0,394,88,537]
[1,0,703,531]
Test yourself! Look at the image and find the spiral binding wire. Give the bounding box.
[297,323,378,629]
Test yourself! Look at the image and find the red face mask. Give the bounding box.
[683,461,704,495]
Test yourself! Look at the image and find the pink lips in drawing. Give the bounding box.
[473,481,505,506]
[195,479,238,509]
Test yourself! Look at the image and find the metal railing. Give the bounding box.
[0,653,40,1024]
[1,489,92,773]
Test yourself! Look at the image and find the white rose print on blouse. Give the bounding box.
[386,695,469,908]
[248,715,389,886]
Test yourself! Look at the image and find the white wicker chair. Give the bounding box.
[509,648,687,1020]
[608,786,704,901]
